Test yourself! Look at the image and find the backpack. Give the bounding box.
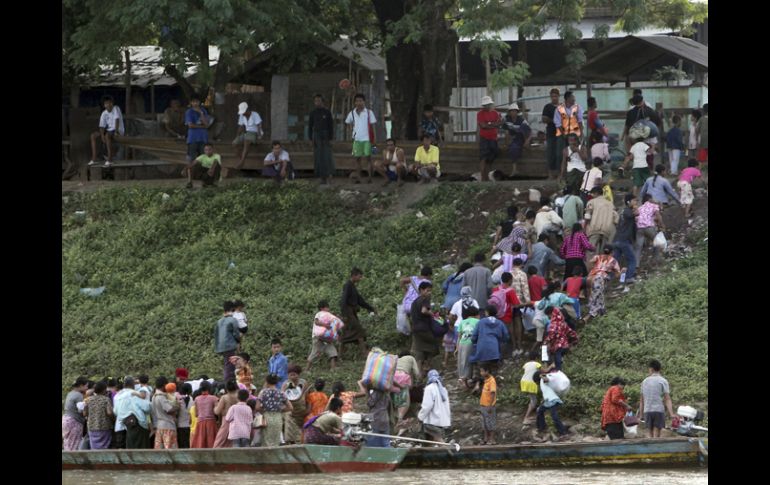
[461,300,475,319]
[487,288,511,317]
[556,195,570,218]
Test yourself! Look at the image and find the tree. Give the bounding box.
[64,0,361,100]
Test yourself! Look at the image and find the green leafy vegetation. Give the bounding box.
[63,182,707,428]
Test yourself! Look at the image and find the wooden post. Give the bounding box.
[270,74,290,140]
[508,56,514,104]
[625,76,631,88]
[150,84,156,115]
[370,70,387,143]
[124,49,132,115]
[656,101,664,158]
[586,82,592,100]
[485,58,492,95]
[454,42,461,143]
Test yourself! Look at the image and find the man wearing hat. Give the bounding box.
[503,103,531,178]
[477,96,503,181]
[232,101,263,171]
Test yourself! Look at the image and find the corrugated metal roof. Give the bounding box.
[89,46,220,88]
[327,39,386,71]
[550,35,707,82]
[461,19,672,42]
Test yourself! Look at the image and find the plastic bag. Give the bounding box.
[80,287,105,297]
[623,422,638,438]
[396,304,410,335]
[654,231,667,250]
[521,307,536,331]
[545,370,571,395]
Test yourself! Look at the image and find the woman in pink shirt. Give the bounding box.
[560,223,595,281]
[191,381,219,448]
[678,159,702,218]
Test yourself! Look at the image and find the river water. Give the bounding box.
[63,468,707,484]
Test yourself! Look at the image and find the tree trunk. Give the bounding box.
[124,49,132,115]
[517,32,528,100]
[372,0,457,140]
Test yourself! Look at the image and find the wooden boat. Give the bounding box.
[116,136,549,178]
[61,444,409,473]
[62,438,705,473]
[401,437,707,469]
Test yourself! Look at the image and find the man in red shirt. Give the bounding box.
[477,96,503,181]
[491,272,522,358]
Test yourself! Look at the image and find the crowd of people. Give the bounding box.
[71,86,702,451]
[63,177,689,450]
[87,86,707,198]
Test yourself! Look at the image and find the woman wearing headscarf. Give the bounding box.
[418,370,451,443]
[601,377,633,440]
[584,246,623,323]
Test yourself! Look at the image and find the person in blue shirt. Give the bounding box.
[639,165,681,206]
[469,305,510,393]
[666,115,685,175]
[268,338,289,390]
[183,94,210,177]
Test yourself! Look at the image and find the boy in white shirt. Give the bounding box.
[345,93,377,184]
[232,102,263,171]
[232,300,248,351]
[89,96,124,167]
[623,137,653,196]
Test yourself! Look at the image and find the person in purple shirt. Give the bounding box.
[268,338,289,390]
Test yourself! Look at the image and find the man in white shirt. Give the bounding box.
[232,102,263,171]
[89,96,124,167]
[345,93,377,184]
[263,140,293,184]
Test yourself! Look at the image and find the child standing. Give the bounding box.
[442,319,458,368]
[249,399,265,447]
[678,159,702,219]
[624,137,652,197]
[479,364,498,445]
[268,339,289,391]
[562,267,587,319]
[225,389,254,447]
[520,351,542,425]
[666,115,684,175]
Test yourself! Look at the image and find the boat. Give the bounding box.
[115,136,549,178]
[62,438,706,473]
[62,444,409,473]
[401,437,707,469]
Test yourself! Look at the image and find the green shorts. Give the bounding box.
[632,167,651,187]
[233,132,258,144]
[352,140,372,157]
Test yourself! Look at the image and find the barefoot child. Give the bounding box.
[479,364,498,445]
[443,319,458,367]
[521,351,542,425]
[678,159,702,219]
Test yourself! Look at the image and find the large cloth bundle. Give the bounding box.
[313,311,345,342]
[361,348,398,392]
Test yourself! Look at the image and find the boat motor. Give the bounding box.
[341,412,374,443]
[671,406,708,436]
